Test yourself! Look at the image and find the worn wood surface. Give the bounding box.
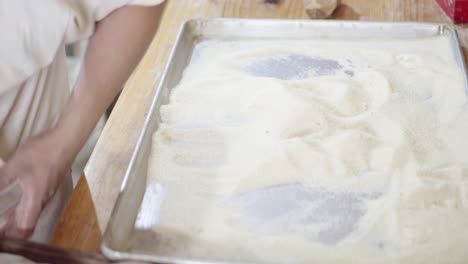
[51,0,467,254]
[50,174,102,253]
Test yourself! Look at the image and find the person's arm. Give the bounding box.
[0,4,164,238]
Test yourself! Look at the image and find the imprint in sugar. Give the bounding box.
[140,36,468,263]
[244,54,354,79]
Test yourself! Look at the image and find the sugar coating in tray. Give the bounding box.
[140,35,468,263]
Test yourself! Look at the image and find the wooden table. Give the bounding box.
[50,0,467,255]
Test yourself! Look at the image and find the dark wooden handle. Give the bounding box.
[0,237,150,264]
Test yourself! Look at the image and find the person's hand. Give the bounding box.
[0,129,73,239]
[0,2,163,240]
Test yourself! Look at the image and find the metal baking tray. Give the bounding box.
[102,18,468,263]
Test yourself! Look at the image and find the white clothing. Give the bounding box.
[0,0,164,242]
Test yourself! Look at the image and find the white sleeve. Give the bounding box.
[0,1,69,93]
[65,0,165,43]
[0,0,163,92]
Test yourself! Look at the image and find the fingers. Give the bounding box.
[5,225,34,239]
[0,206,35,240]
[17,187,42,231]
[2,208,33,239]
[4,180,42,239]
[0,135,68,240]
[0,171,40,239]
[0,161,27,238]
[3,204,37,239]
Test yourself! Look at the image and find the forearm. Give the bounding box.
[53,5,164,164]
